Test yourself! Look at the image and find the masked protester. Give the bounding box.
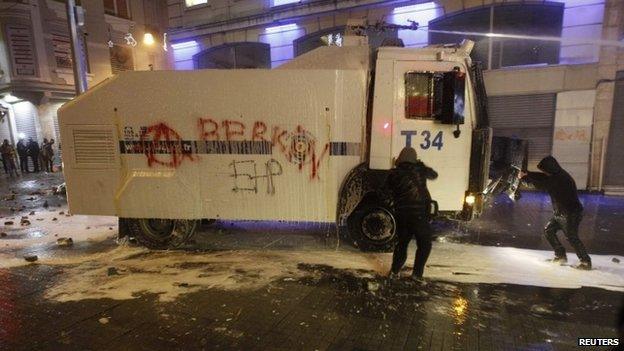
[386,146,438,281]
[520,156,591,270]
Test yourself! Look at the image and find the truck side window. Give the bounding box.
[405,70,465,124]
[405,72,435,119]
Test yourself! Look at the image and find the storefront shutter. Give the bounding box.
[488,93,556,168]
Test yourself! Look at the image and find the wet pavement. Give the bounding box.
[1,173,623,350]
[442,191,624,256]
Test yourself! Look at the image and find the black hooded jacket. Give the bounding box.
[523,156,582,215]
[386,161,438,212]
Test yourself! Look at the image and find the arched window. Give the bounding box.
[193,42,271,69]
[429,2,564,69]
[294,26,400,57]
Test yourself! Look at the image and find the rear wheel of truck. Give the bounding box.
[347,202,396,252]
[127,219,199,249]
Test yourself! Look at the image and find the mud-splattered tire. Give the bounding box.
[126,218,198,250]
[347,203,396,252]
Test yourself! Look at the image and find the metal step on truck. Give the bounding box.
[58,20,492,252]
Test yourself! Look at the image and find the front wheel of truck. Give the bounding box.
[127,218,199,249]
[346,202,396,252]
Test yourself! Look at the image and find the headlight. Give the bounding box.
[465,194,476,205]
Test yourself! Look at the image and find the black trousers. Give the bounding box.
[391,211,433,277]
[544,211,591,263]
[29,154,39,172]
[19,155,28,172]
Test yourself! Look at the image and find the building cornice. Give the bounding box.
[168,0,413,42]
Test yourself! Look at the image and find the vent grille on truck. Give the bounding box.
[73,129,116,165]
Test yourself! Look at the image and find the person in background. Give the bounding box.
[41,138,55,172]
[16,137,28,173]
[0,139,18,177]
[40,138,49,172]
[1,145,6,175]
[27,137,40,173]
[519,156,592,270]
[386,146,438,282]
[47,139,55,172]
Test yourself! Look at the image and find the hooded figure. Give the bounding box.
[521,156,591,269]
[386,146,438,281]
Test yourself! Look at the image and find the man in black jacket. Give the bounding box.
[27,137,40,173]
[520,156,591,270]
[386,146,438,280]
[16,138,29,173]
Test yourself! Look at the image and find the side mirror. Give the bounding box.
[435,71,465,125]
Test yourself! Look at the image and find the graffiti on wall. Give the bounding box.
[124,118,331,180]
[230,159,283,194]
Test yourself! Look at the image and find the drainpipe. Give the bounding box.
[66,0,88,94]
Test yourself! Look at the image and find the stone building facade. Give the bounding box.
[0,0,169,165]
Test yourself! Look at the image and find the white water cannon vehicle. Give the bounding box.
[59,20,492,251]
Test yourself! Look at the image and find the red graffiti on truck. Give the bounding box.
[137,119,329,179]
[140,122,197,168]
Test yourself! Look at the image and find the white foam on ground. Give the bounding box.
[35,241,624,303]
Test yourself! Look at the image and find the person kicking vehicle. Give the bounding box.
[519,156,592,270]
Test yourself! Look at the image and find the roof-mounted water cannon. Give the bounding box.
[343,19,419,47]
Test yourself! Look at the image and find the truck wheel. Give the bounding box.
[127,218,198,250]
[347,203,396,252]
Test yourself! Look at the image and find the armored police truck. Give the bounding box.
[58,23,491,251]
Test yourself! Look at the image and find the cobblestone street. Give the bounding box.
[0,173,623,351]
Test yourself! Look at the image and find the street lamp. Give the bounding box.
[143,32,155,46]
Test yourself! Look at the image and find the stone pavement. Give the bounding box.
[0,173,623,351]
[0,260,620,351]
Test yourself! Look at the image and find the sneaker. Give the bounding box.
[410,274,428,286]
[546,256,568,264]
[388,271,400,280]
[575,261,592,270]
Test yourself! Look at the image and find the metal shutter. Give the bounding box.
[13,103,39,141]
[12,103,40,170]
[603,71,624,193]
[489,94,556,167]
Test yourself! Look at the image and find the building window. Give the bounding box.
[185,0,207,7]
[194,42,270,69]
[429,3,564,69]
[103,0,131,19]
[109,45,134,74]
[52,33,72,69]
[4,24,38,77]
[271,0,299,6]
[51,32,91,73]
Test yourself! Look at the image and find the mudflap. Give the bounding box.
[118,217,131,239]
[484,137,529,202]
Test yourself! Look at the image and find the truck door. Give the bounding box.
[369,56,473,212]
